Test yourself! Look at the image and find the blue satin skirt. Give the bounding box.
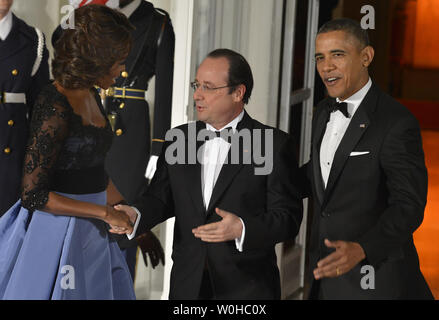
[0,191,135,300]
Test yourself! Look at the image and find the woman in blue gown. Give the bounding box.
[0,5,137,300]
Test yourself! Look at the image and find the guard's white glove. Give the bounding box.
[145,155,159,180]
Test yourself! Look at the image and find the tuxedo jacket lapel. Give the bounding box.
[323,84,379,207]
[183,121,207,217]
[206,111,253,215]
[312,105,330,206]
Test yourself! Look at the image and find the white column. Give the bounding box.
[241,0,283,127]
[159,0,194,300]
[150,0,170,11]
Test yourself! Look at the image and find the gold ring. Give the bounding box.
[336,267,341,276]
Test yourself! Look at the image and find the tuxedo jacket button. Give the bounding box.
[321,211,330,218]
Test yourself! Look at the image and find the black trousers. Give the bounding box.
[198,267,214,300]
[309,280,325,300]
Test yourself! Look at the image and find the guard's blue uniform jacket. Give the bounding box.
[0,13,49,216]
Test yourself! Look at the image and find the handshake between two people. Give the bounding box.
[105,204,244,243]
[103,204,165,269]
[103,204,138,235]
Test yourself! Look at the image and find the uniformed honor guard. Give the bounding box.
[103,0,174,204]
[0,0,50,216]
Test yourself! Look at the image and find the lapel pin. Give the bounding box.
[360,124,366,128]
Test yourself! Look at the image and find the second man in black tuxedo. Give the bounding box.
[115,49,304,299]
[304,18,433,299]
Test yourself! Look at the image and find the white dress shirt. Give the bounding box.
[320,78,372,187]
[126,206,141,240]
[0,10,12,41]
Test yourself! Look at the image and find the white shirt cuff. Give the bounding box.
[126,207,141,240]
[235,218,245,252]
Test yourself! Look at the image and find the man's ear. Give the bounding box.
[233,84,246,103]
[362,46,374,68]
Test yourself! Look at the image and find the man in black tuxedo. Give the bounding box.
[115,49,303,299]
[304,18,433,299]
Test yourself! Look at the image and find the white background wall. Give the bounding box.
[189,0,283,127]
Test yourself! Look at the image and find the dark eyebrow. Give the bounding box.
[200,81,215,86]
[330,49,346,54]
[315,49,347,58]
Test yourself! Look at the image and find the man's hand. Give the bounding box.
[136,231,165,269]
[111,204,138,235]
[313,239,366,280]
[192,208,243,242]
[105,205,134,235]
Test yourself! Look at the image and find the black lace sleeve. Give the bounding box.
[20,92,72,211]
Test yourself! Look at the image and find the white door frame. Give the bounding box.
[160,0,195,300]
[278,0,320,298]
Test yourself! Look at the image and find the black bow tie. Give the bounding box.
[329,101,350,118]
[209,127,233,142]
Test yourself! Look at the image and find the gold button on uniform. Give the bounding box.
[116,129,123,136]
[8,120,14,126]
[4,147,11,154]
[12,69,18,76]
[119,103,125,109]
[121,71,128,78]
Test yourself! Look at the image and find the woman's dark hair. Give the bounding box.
[207,48,254,105]
[52,4,134,89]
